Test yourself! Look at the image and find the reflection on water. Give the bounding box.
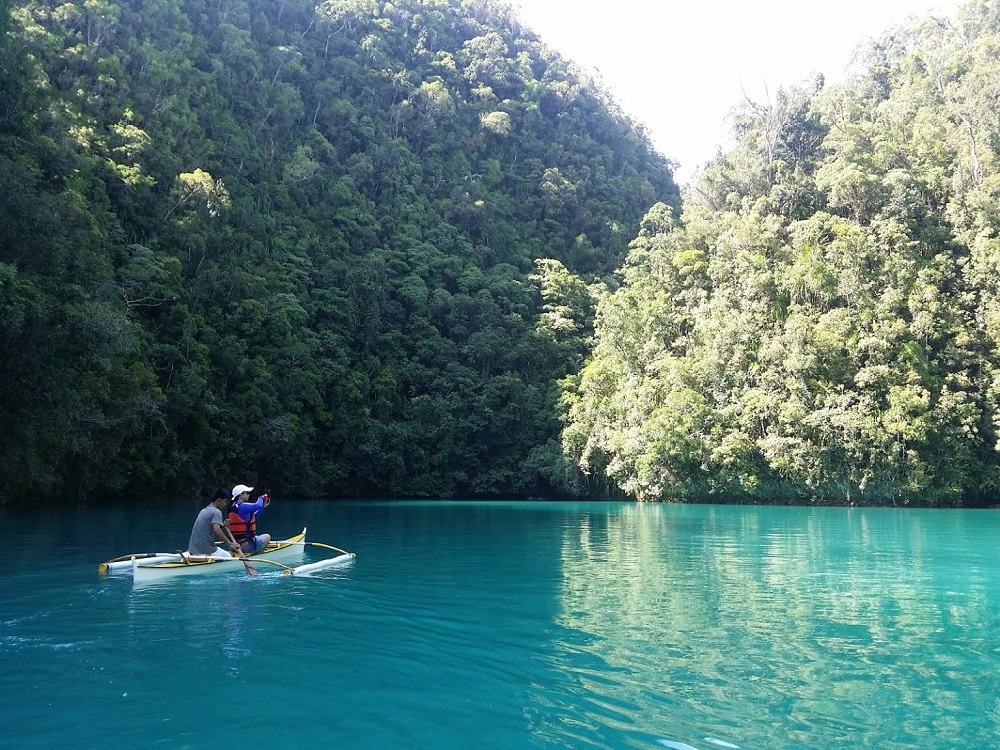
[549,504,1000,749]
[2,501,999,750]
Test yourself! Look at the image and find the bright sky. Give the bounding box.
[512,0,959,183]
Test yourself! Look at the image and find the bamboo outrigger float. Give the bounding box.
[99,552,183,573]
[98,528,356,582]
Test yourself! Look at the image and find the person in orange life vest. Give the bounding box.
[227,484,271,553]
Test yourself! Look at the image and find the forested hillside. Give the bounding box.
[8,0,1000,509]
[0,0,678,505]
[562,0,1000,506]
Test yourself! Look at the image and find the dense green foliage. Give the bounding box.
[8,0,1000,508]
[0,0,677,505]
[562,0,1000,506]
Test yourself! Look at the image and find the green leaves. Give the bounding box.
[1,0,680,505]
[561,4,1000,505]
[166,169,230,219]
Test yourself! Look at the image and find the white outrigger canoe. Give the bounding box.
[99,528,356,582]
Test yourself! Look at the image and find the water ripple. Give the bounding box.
[2,502,1000,749]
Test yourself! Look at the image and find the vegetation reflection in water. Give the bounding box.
[543,504,999,749]
[3,501,999,749]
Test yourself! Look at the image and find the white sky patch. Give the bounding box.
[512,0,959,183]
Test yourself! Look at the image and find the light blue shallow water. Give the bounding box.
[2,500,999,749]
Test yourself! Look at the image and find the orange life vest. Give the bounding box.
[227,505,257,543]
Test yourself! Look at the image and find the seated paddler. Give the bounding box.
[227,483,272,553]
[188,487,242,558]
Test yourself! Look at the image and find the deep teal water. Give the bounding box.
[1,500,999,749]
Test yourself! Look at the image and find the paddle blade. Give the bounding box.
[239,556,259,576]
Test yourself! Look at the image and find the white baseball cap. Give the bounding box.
[231,484,254,498]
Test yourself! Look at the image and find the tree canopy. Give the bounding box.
[561,0,1000,506]
[6,0,1000,507]
[0,0,677,505]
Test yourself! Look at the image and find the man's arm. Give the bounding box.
[212,522,241,552]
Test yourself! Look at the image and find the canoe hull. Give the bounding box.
[132,528,307,582]
[100,553,182,573]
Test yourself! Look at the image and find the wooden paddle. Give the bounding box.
[223,526,258,576]
[236,548,258,576]
[238,558,292,571]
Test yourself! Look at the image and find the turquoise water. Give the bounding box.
[2,501,999,749]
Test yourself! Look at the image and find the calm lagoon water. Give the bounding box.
[2,500,999,749]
